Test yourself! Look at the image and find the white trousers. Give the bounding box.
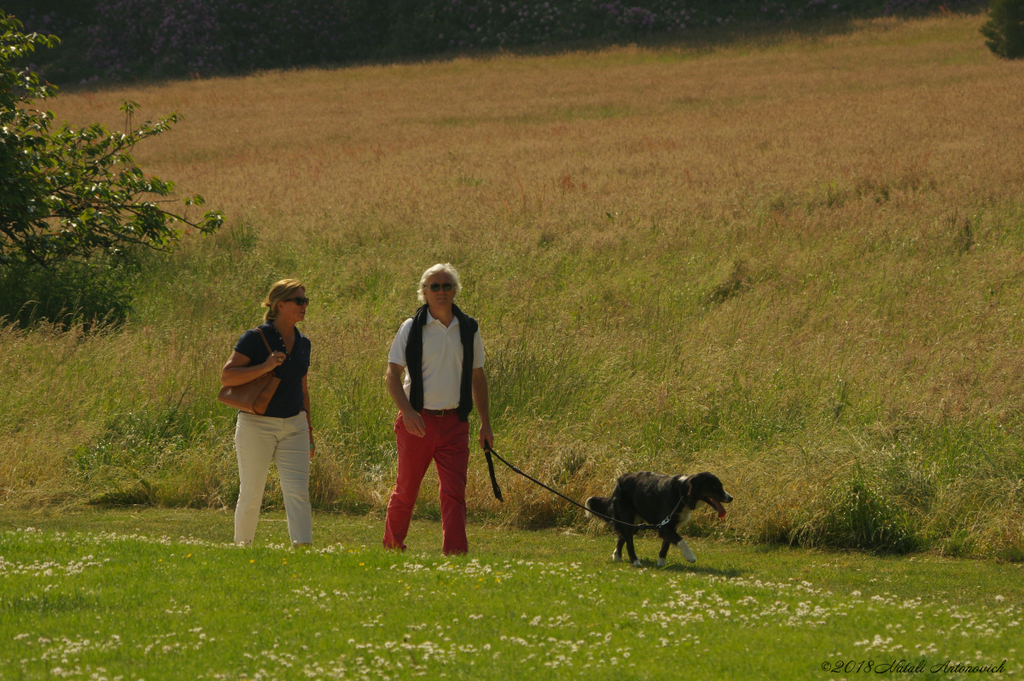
[234,411,312,545]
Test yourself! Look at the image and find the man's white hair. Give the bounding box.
[417,263,462,303]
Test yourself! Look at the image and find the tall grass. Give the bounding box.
[2,13,1023,558]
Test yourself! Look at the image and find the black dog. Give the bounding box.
[586,471,733,567]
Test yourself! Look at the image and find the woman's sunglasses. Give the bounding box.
[284,296,310,306]
[427,283,454,292]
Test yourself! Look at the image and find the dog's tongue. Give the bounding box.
[708,498,727,519]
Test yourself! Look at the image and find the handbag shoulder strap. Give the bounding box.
[256,327,282,356]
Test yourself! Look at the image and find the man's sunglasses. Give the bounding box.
[284,296,310,306]
[427,283,454,292]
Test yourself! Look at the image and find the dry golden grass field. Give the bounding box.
[2,12,1023,557]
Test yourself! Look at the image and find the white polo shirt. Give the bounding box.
[388,310,485,410]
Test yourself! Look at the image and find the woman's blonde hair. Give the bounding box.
[262,278,305,322]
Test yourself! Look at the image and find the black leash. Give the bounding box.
[482,446,503,502]
[483,445,682,532]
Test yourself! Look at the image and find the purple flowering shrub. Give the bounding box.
[15,9,80,37]
[386,1,583,54]
[10,0,97,83]
[390,0,880,54]
[24,0,977,81]
[86,0,379,79]
[882,0,979,14]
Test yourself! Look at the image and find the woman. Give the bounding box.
[221,279,314,546]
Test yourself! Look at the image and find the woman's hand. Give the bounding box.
[222,350,281,387]
[264,351,287,370]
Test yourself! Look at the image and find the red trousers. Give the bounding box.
[383,412,470,555]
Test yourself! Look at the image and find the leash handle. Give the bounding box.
[484,447,504,502]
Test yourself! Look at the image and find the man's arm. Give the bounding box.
[386,362,426,437]
[472,366,493,450]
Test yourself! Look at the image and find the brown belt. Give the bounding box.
[423,408,459,417]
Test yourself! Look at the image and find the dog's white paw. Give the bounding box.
[612,551,622,562]
[677,540,697,563]
[632,559,643,567]
[657,557,666,567]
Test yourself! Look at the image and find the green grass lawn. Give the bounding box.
[1,509,1019,679]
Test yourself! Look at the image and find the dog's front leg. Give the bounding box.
[613,537,626,562]
[676,537,697,563]
[657,540,672,567]
[625,534,642,567]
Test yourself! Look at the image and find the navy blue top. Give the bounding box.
[233,322,311,418]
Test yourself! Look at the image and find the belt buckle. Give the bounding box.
[426,408,455,417]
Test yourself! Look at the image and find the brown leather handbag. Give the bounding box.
[217,328,281,414]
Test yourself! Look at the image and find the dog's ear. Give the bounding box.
[679,475,693,498]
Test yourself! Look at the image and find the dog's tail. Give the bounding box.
[585,495,612,520]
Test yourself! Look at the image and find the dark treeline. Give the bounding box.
[7,0,977,83]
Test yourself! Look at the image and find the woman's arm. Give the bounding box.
[303,374,314,458]
[221,350,285,387]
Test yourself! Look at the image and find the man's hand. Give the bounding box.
[401,409,427,438]
[479,424,494,451]
[387,362,426,437]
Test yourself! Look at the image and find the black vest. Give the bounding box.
[405,303,478,422]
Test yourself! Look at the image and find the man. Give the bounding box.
[383,263,494,555]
